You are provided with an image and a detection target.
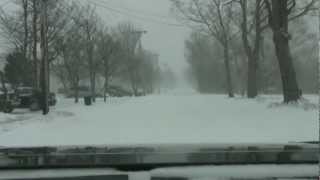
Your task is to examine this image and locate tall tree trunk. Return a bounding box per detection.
[258,36,265,92]
[23,0,28,58]
[247,55,258,98]
[74,80,79,103]
[251,0,263,97]
[88,58,96,102]
[92,72,96,102]
[104,76,109,102]
[103,64,109,102]
[0,72,7,100]
[223,43,234,98]
[75,90,79,103]
[273,33,300,102]
[216,4,234,98]
[234,56,246,97]
[271,0,301,103]
[131,73,138,96]
[40,0,49,115]
[32,0,39,89]
[60,79,68,93]
[240,0,260,98]
[87,28,96,102]
[128,68,138,96]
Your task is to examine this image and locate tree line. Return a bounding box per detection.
[0,0,175,109]
[171,0,318,103]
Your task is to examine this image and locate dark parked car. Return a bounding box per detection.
[49,93,57,106]
[16,87,33,108]
[0,93,13,113]
[0,89,20,113]
[15,87,57,111]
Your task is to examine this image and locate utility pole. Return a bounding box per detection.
[40,0,49,115]
[128,30,147,96]
[130,30,147,55]
[318,7,320,177]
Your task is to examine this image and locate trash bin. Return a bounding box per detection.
[84,96,92,106]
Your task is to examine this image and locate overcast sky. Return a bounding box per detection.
[0,0,191,77]
[81,0,191,76]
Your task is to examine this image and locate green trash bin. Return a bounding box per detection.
[84,96,92,106]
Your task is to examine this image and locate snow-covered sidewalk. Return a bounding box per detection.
[0,94,317,147]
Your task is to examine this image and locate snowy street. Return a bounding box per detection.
[0,94,318,147]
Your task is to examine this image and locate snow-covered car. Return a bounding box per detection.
[107,85,133,97]
[66,86,91,98]
[0,90,19,113]
[0,95,13,113]
[15,87,57,110]
[15,87,34,108]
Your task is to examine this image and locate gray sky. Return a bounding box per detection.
[81,0,191,75]
[0,0,191,77]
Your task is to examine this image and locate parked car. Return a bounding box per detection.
[65,86,91,98]
[0,86,21,113]
[15,87,33,108]
[107,85,133,97]
[0,92,14,113]
[49,93,57,106]
[15,87,57,111]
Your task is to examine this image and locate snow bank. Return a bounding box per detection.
[0,94,317,147]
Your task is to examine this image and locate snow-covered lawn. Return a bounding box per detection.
[0,94,317,147]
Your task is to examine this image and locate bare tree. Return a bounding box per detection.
[138,50,159,94]
[96,28,121,102]
[229,37,247,96]
[39,0,49,115]
[116,23,146,96]
[32,0,39,88]
[72,5,99,102]
[234,0,268,98]
[264,0,316,103]
[51,58,69,94]
[185,31,227,93]
[54,26,85,103]
[172,0,235,97]
[22,0,29,58]
[0,2,27,52]
[0,0,70,91]
[0,71,7,100]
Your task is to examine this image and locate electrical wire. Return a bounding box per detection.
[0,0,11,8]
[97,0,171,19]
[87,0,188,28]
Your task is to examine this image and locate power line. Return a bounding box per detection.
[90,0,184,27]
[87,0,188,28]
[0,0,11,8]
[97,0,171,19]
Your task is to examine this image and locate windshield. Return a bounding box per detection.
[0,0,318,155]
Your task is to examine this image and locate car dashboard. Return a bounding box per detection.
[0,143,318,180]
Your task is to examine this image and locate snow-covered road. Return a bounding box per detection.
[0,94,317,147]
